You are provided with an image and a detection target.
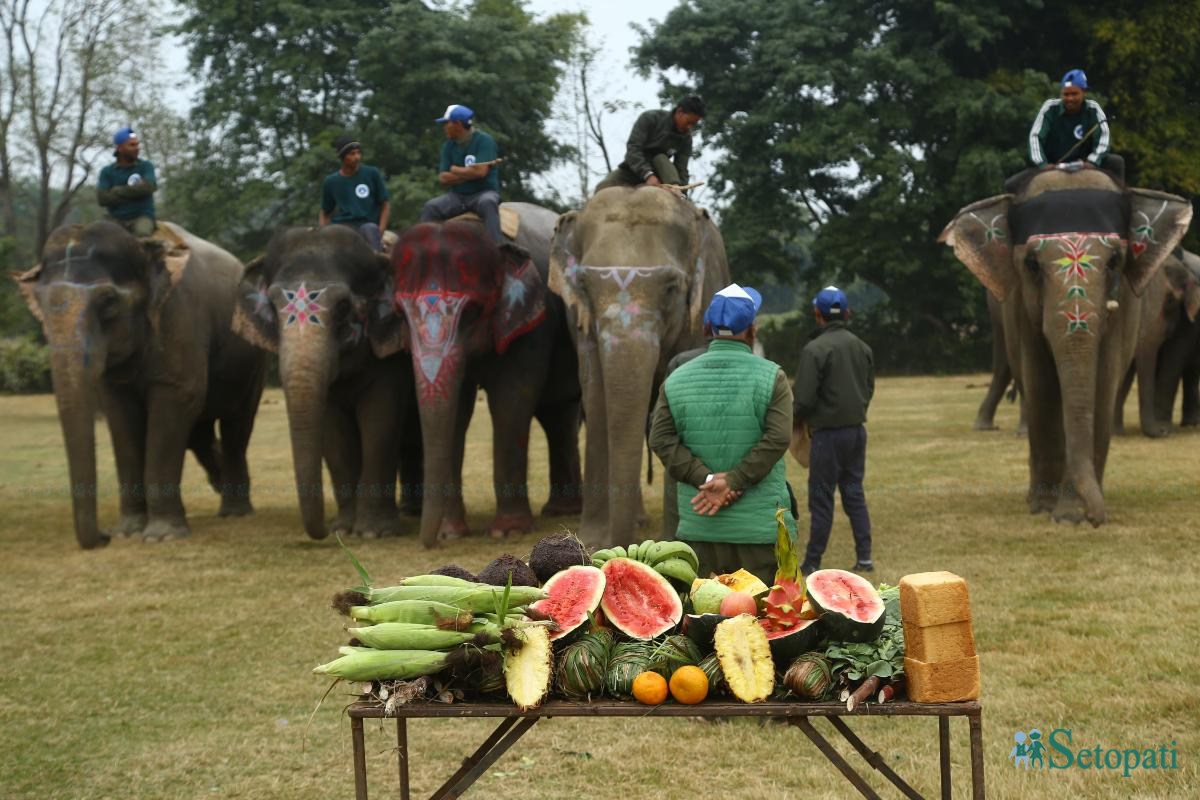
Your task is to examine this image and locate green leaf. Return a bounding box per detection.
[336,533,372,590]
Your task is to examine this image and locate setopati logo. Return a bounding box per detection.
[1010,728,1178,778]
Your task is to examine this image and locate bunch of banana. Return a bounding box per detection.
[590,540,699,587]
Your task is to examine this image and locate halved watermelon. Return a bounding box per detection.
[529,565,606,642]
[600,557,683,639]
[806,569,885,643]
[760,618,822,663]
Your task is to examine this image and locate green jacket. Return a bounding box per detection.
[1028,98,1111,166]
[792,321,874,430]
[619,109,693,184]
[650,339,795,544]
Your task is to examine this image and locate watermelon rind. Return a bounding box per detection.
[681,613,730,651]
[762,618,822,663]
[600,557,683,639]
[806,569,885,643]
[529,565,606,642]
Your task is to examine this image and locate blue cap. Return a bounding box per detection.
[813,285,848,317]
[113,127,137,146]
[1061,69,1088,90]
[704,283,762,335]
[435,104,474,124]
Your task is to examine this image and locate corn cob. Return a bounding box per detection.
[348,621,502,650]
[313,649,450,681]
[363,583,546,610]
[397,574,478,587]
[349,600,475,628]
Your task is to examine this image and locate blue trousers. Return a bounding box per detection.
[420,190,503,244]
[338,222,383,252]
[805,425,872,565]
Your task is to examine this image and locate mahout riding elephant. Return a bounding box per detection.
[1113,249,1200,436]
[941,165,1191,525]
[974,292,1026,433]
[549,186,731,548]
[15,221,266,548]
[392,202,582,548]
[232,225,419,540]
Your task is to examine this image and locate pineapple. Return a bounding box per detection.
[713,615,775,703]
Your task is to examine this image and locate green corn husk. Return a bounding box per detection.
[398,575,478,587]
[782,652,834,700]
[650,634,703,675]
[348,621,502,650]
[313,649,450,681]
[363,584,546,610]
[697,652,727,695]
[349,600,475,629]
[555,628,614,701]
[604,641,665,699]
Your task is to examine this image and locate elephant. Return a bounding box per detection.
[941,164,1192,525]
[232,225,419,540]
[1113,249,1200,436]
[548,186,731,549]
[973,292,1027,433]
[391,202,583,548]
[14,221,266,548]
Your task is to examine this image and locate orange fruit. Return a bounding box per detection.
[632,671,669,705]
[669,665,710,705]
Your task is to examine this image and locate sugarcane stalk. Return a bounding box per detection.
[846,675,882,711]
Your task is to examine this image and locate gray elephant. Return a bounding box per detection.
[973,292,1027,433]
[14,221,266,548]
[232,225,417,540]
[549,186,731,549]
[1114,249,1200,436]
[941,165,1191,525]
[392,203,582,548]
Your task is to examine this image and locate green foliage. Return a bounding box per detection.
[823,586,905,681]
[0,337,50,394]
[172,0,582,257]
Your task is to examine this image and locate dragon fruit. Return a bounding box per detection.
[761,508,808,633]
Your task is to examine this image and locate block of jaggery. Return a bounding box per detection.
[899,571,971,627]
[903,619,976,662]
[904,655,980,703]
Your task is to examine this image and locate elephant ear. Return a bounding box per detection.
[548,211,589,332]
[1165,259,1200,322]
[231,255,279,353]
[1125,189,1194,297]
[11,263,45,326]
[368,254,407,358]
[688,209,725,335]
[493,242,547,354]
[144,237,189,333]
[938,194,1014,302]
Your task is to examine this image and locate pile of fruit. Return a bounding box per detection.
[313,521,906,710]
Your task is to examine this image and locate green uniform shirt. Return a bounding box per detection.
[619,109,693,184]
[439,130,500,195]
[792,321,874,431]
[97,159,157,221]
[1028,98,1111,166]
[321,164,390,225]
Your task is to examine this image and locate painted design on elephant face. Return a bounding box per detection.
[396,292,468,400]
[281,283,325,328]
[582,266,681,354]
[1028,233,1123,336]
[1051,236,1100,282]
[246,280,273,323]
[1132,200,1167,258]
[970,212,1007,247]
[1062,305,1094,334]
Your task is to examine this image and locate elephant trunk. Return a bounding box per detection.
[599,338,660,546]
[413,359,468,549]
[45,293,108,549]
[279,327,336,540]
[1053,335,1106,524]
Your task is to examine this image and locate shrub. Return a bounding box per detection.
[0,337,51,394]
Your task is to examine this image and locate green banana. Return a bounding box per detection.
[611,546,627,559]
[654,557,698,586]
[590,548,617,567]
[628,542,640,562]
[648,541,700,572]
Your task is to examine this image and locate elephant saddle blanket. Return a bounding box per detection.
[447,206,520,241]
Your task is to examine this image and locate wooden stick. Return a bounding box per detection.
[846,675,881,712]
[662,181,705,191]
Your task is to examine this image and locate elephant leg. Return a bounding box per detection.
[1182,358,1200,426]
[216,410,256,517]
[1155,329,1193,425]
[398,401,424,516]
[142,389,201,542]
[353,376,402,538]
[974,316,1010,431]
[324,402,361,537]
[484,381,536,538]
[101,384,147,537]
[1134,342,1170,437]
[187,420,223,494]
[536,402,583,517]
[1113,363,1134,435]
[1021,342,1064,515]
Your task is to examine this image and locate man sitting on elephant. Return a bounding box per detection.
[96,127,157,238]
[649,283,797,586]
[420,104,503,244]
[595,95,705,193]
[320,135,391,252]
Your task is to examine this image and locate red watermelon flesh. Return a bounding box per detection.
[599,557,683,639]
[529,565,606,641]
[806,569,885,643]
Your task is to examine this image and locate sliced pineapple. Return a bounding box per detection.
[713,614,775,703]
[503,626,553,710]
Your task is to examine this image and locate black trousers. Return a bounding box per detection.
[804,425,872,566]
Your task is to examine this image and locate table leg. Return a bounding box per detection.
[827,717,922,800]
[428,717,520,799]
[969,710,985,800]
[939,716,951,800]
[397,717,409,800]
[790,716,882,800]
[352,715,369,800]
[438,717,540,799]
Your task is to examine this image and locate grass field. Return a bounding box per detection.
[1,377,1197,799]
